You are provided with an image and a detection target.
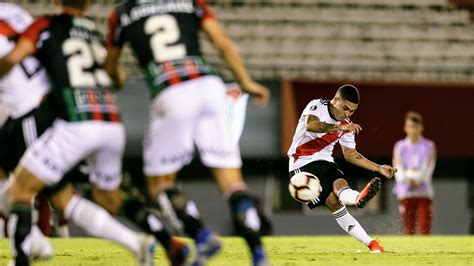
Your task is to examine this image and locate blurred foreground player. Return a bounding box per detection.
[393,111,436,235]
[105,0,270,265]
[0,1,162,264]
[288,84,397,253]
[0,2,57,258]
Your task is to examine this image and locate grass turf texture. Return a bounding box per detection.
[0,236,472,265]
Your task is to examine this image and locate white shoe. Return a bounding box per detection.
[135,234,156,266]
[30,225,54,259]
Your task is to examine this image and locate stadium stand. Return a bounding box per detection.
[6,0,474,83]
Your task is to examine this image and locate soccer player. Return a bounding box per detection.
[105,1,270,265]
[1,2,191,265]
[393,111,436,235]
[0,1,163,264]
[288,84,397,253]
[0,1,56,257]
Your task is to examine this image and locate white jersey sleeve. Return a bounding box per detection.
[339,130,356,149]
[0,3,33,33]
[302,99,326,120]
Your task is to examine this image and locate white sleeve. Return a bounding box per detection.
[339,132,356,149]
[302,99,325,119]
[0,3,33,33]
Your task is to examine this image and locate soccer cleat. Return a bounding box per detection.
[367,240,384,253]
[355,177,382,208]
[166,238,190,266]
[192,227,221,266]
[30,226,54,260]
[252,246,270,266]
[136,234,156,266]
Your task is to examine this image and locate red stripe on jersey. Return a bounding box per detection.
[163,62,182,85]
[185,59,200,79]
[292,121,350,161]
[21,16,50,53]
[105,91,120,122]
[106,10,122,48]
[196,0,215,25]
[87,90,104,121]
[0,20,17,38]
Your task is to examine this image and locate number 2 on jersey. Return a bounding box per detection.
[62,39,110,88]
[145,15,186,62]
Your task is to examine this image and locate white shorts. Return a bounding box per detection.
[20,119,125,190]
[144,75,242,176]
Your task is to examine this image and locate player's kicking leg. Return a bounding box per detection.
[326,191,384,253]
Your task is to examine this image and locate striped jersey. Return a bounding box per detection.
[107,0,218,98]
[20,14,120,122]
[288,99,356,171]
[0,3,50,119]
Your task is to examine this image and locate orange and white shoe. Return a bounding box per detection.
[367,240,384,253]
[355,177,382,208]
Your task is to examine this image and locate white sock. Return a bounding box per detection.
[333,206,372,245]
[337,188,360,206]
[64,195,140,254]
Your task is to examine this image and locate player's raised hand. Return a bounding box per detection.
[377,165,397,179]
[338,123,363,134]
[241,80,270,107]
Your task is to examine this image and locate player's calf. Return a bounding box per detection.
[162,188,220,265]
[228,191,269,266]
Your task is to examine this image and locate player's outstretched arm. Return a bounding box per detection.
[305,114,362,134]
[341,145,397,179]
[202,18,270,107]
[0,38,34,77]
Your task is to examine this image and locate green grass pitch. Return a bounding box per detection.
[1,236,473,265]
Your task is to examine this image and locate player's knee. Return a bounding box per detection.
[332,178,349,195]
[91,188,123,215]
[49,185,75,215]
[147,175,176,199]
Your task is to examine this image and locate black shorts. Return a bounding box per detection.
[0,105,56,173]
[0,105,87,195]
[289,160,345,208]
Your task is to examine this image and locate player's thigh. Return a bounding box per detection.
[87,122,125,192]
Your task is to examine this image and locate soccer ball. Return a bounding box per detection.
[288,172,321,204]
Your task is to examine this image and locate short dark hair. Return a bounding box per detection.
[405,111,423,124]
[61,0,88,9]
[337,84,360,104]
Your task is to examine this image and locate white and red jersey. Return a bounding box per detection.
[0,3,50,119]
[288,99,356,171]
